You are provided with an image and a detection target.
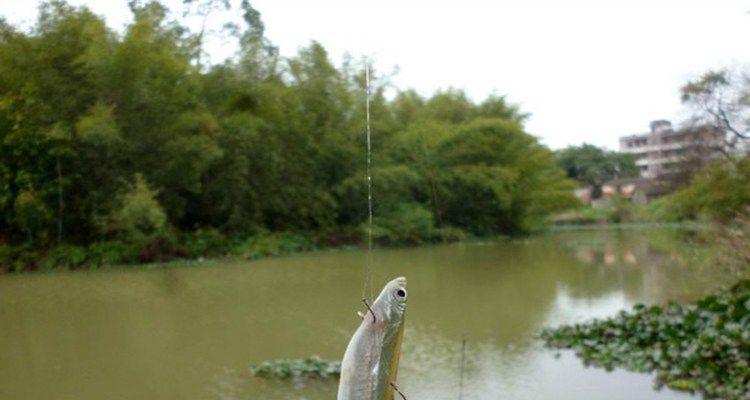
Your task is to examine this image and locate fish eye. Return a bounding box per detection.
[395,289,407,299]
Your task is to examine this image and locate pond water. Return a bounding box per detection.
[0,228,731,400]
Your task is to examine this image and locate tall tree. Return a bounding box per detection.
[556,144,639,197]
[681,69,750,151]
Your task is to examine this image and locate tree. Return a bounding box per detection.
[387,121,456,225]
[180,0,231,69]
[556,144,639,198]
[438,119,575,233]
[681,69,750,151]
[110,174,167,241]
[13,190,53,243]
[0,0,580,269]
[665,157,750,222]
[0,1,116,243]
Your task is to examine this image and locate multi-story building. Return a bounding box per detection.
[619,120,725,179]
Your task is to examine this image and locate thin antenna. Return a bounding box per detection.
[362,59,374,302]
[458,335,466,400]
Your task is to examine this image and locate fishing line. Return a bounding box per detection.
[390,381,408,400]
[458,335,467,400]
[362,59,375,303]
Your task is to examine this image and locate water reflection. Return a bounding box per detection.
[0,229,727,400]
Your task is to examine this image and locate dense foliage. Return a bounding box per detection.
[251,357,340,379]
[0,1,575,271]
[540,280,750,399]
[556,144,639,196]
[661,66,750,223]
[660,158,750,222]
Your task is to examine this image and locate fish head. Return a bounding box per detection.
[374,276,408,321]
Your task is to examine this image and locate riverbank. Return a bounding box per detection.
[0,221,717,273]
[0,230,308,273]
[547,221,710,232]
[548,198,670,226]
[0,226,479,273]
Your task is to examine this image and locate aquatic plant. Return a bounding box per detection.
[540,280,750,399]
[251,356,341,379]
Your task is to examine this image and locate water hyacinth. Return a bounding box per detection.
[251,356,341,379]
[539,280,750,399]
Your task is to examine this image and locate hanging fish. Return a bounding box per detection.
[337,277,408,400]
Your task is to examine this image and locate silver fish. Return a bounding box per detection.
[337,277,408,400]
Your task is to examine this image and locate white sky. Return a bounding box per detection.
[2,0,749,150]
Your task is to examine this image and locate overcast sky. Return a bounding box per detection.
[2,0,749,149]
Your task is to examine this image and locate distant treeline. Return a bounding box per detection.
[0,1,575,270]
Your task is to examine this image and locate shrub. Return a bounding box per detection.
[231,232,316,260]
[370,202,436,245]
[715,210,750,276]
[633,197,674,222]
[12,190,53,243]
[0,243,13,272]
[110,174,168,242]
[182,228,228,257]
[9,246,40,272]
[41,245,87,270]
[607,195,634,223]
[433,226,468,243]
[664,158,750,222]
[136,229,184,263]
[88,241,136,266]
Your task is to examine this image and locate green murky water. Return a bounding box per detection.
[0,228,730,400]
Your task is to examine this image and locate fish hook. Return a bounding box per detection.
[389,381,407,400]
[361,298,377,323]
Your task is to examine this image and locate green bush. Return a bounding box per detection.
[371,202,436,245]
[433,226,468,243]
[607,195,634,223]
[182,228,228,257]
[88,241,136,266]
[12,190,53,243]
[549,206,610,225]
[136,229,184,263]
[110,174,168,242]
[231,232,316,260]
[0,243,13,271]
[41,245,87,270]
[9,247,40,272]
[664,158,750,222]
[633,197,674,222]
